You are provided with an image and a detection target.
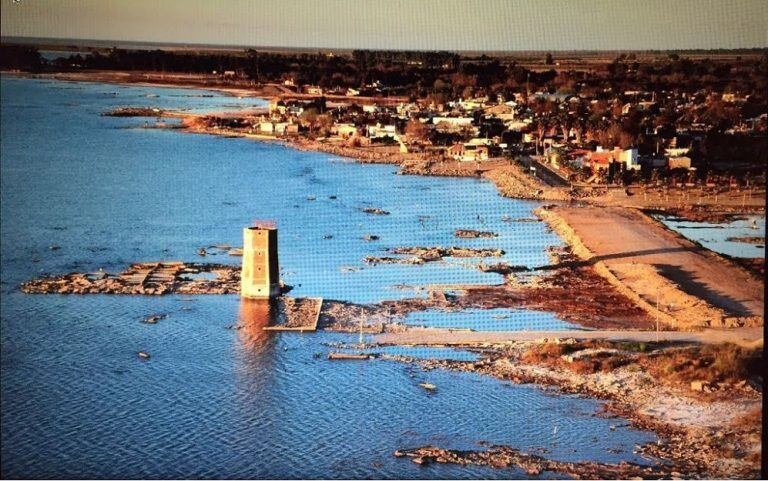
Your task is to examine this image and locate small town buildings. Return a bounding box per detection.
[620,148,641,170]
[484,103,516,121]
[366,123,397,139]
[462,144,490,161]
[274,122,289,135]
[668,156,692,170]
[268,98,284,114]
[587,150,617,170]
[333,123,358,139]
[447,143,465,160]
[448,142,490,162]
[431,116,474,127]
[665,147,691,157]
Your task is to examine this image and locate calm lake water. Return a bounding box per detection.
[1,76,656,479]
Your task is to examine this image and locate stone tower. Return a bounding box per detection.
[240,223,280,298]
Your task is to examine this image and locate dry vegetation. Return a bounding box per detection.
[640,343,763,387]
[520,339,763,390]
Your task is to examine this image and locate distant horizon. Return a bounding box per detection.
[3,35,767,56]
[2,0,766,52]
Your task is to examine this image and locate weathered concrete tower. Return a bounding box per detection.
[240,223,280,298]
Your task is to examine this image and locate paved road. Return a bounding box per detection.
[520,156,571,187]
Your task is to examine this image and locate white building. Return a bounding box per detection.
[620,148,641,170]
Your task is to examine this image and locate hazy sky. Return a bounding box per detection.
[2,0,767,51]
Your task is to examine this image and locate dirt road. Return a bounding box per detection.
[376,326,763,348]
[544,205,764,328]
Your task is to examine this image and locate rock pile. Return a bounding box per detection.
[102,107,165,117]
[21,262,240,295]
[455,229,497,238]
[394,445,676,478]
[364,246,505,266]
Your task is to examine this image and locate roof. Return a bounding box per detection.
[588,151,618,164]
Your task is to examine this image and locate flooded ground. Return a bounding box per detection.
[399,308,577,332]
[654,214,765,258]
[1,76,657,478]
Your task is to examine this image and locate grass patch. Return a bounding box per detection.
[520,339,631,374]
[642,343,762,386]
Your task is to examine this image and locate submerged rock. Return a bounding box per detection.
[361,207,390,215]
[455,229,498,238]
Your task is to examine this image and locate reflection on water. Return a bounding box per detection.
[238,298,275,351]
[1,77,658,479]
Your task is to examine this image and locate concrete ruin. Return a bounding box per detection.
[240,222,281,298]
[20,262,240,295]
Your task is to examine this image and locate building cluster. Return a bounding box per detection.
[216,82,766,185]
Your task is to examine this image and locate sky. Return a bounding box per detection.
[2,0,767,51]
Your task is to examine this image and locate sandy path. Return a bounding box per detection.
[376,326,764,347]
[548,206,763,326]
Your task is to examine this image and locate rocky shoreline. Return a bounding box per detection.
[395,444,675,479]
[380,338,762,478]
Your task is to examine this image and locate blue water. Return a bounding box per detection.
[1,76,656,479]
[39,50,93,62]
[22,75,267,113]
[655,214,765,258]
[400,308,577,332]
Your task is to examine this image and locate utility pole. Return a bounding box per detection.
[526,72,530,103]
[655,291,660,343]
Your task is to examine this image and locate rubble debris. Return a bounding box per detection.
[478,262,530,275]
[394,445,677,478]
[364,256,425,265]
[392,246,504,258]
[263,297,323,331]
[328,352,374,360]
[361,207,390,215]
[21,261,240,295]
[141,314,167,324]
[198,244,244,256]
[103,107,165,117]
[726,236,764,246]
[389,246,505,262]
[690,380,710,392]
[455,229,497,238]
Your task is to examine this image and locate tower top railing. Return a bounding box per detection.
[249,219,277,230]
